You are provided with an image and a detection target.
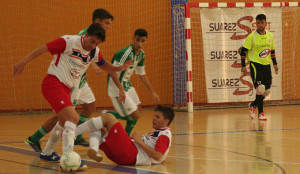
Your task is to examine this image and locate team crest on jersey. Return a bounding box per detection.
[259,49,271,58]
[70,68,80,79]
[70,49,96,64]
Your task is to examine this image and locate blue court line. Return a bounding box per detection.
[0,145,165,174]
[173,127,300,136]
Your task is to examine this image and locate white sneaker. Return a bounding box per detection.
[101,110,108,114]
[78,160,88,171]
[258,112,267,121]
[249,103,256,119]
[87,149,103,162]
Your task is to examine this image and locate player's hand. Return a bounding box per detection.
[274,65,278,74]
[118,88,126,104]
[13,62,26,78]
[119,60,134,71]
[241,66,247,75]
[152,92,160,104]
[131,132,142,144]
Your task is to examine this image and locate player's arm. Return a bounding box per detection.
[131,132,164,161]
[138,74,159,104]
[270,35,278,74]
[239,34,253,75]
[109,72,126,103]
[14,37,66,78]
[271,50,278,74]
[239,46,249,75]
[90,62,103,75]
[13,44,48,78]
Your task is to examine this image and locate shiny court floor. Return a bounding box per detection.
[1,105,300,174]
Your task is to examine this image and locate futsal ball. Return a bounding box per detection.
[60,151,81,172]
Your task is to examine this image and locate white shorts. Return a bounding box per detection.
[71,82,96,105]
[110,87,141,117]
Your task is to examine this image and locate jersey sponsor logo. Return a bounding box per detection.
[70,68,80,79]
[68,59,85,69]
[70,48,96,64]
[259,49,271,58]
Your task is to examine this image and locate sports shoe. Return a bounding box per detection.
[87,149,103,162]
[101,110,108,114]
[77,160,88,170]
[249,103,256,119]
[40,152,60,162]
[258,112,267,121]
[74,138,89,147]
[25,137,42,153]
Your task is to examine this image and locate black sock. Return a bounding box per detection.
[251,95,261,107]
[257,95,264,114]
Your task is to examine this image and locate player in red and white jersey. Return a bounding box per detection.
[75,105,174,166]
[134,127,172,165]
[46,34,104,88]
[24,9,119,151]
[13,23,133,163]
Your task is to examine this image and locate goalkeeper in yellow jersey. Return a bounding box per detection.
[240,14,278,120]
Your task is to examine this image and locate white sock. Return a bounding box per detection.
[42,122,63,155]
[75,117,103,136]
[62,121,76,154]
[89,130,101,152]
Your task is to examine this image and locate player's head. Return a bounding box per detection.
[153,105,175,129]
[255,14,267,32]
[132,29,147,52]
[93,8,114,31]
[83,23,106,51]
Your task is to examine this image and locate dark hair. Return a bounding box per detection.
[155,105,175,126]
[256,14,266,21]
[93,8,114,22]
[134,28,148,37]
[87,23,106,41]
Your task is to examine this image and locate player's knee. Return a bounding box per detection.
[82,103,96,115]
[130,111,140,120]
[263,89,271,97]
[256,85,265,95]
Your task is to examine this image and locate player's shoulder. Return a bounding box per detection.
[247,31,256,38]
[158,127,172,137]
[61,35,80,41]
[78,28,88,36]
[115,45,133,56]
[266,30,274,37]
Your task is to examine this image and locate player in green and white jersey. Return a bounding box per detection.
[240,14,279,121]
[25,9,127,152]
[107,29,160,136]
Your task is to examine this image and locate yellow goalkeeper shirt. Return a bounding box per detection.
[243,30,275,65]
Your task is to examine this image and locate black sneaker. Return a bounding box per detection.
[74,138,89,147]
[25,137,42,152]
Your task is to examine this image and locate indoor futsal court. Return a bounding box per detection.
[1,0,300,174]
[1,105,300,173]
